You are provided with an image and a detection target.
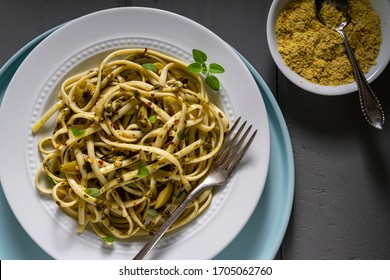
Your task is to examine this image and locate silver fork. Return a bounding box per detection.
[133,117,257,260]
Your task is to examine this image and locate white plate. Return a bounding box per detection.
[0,7,270,260]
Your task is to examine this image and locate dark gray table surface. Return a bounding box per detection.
[1,0,390,260]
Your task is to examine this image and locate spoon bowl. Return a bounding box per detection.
[314,0,385,129]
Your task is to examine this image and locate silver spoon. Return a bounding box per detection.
[315,0,385,130]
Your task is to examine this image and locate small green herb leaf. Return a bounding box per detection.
[148,115,158,124]
[205,75,220,91]
[142,63,157,72]
[147,208,159,218]
[102,236,115,245]
[137,164,149,178]
[177,130,189,141]
[187,62,202,73]
[84,188,101,198]
[71,127,85,137]
[209,63,225,74]
[43,173,55,188]
[192,49,207,63]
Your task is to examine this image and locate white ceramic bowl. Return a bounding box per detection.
[266,0,390,95]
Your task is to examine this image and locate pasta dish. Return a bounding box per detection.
[32,48,229,244]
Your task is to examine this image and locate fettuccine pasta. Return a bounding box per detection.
[32,48,228,243]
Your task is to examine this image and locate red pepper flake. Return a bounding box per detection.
[144,48,148,56]
[98,160,104,166]
[174,119,180,124]
[147,102,152,107]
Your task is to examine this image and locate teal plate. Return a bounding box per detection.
[0,27,294,260]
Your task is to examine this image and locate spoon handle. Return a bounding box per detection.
[337,29,385,129]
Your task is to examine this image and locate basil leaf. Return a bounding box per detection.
[84,188,101,198]
[147,208,158,218]
[192,49,207,63]
[187,62,202,73]
[205,75,220,91]
[102,236,115,245]
[71,127,85,137]
[148,115,158,124]
[209,63,225,74]
[137,164,149,178]
[142,63,157,72]
[43,173,55,187]
[177,130,189,140]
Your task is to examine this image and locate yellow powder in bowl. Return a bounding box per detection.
[275,0,382,86]
[319,2,346,29]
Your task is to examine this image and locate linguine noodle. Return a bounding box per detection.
[32,48,228,243]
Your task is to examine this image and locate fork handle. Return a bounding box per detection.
[132,182,210,260]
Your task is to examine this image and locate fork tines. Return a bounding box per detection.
[216,117,257,173]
